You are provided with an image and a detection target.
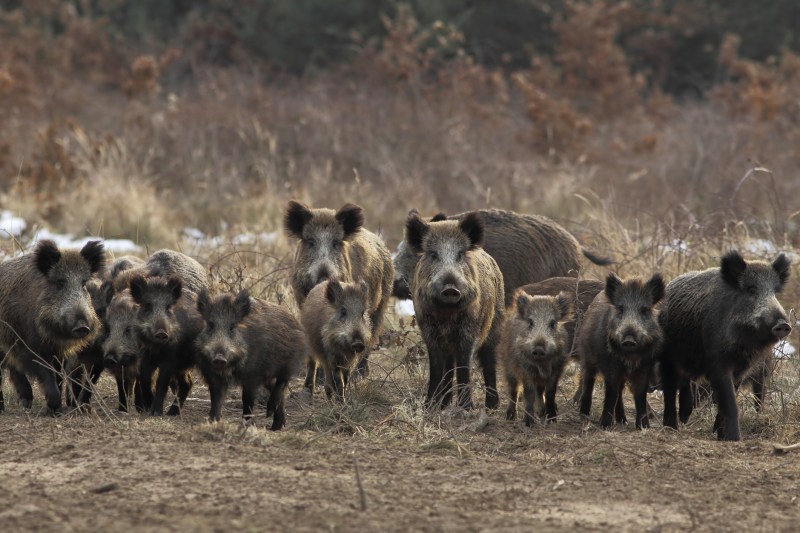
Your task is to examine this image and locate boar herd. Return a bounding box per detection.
[0,202,793,442]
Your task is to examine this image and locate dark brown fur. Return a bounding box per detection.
[284,201,393,384]
[196,290,307,429]
[394,209,611,305]
[0,240,105,413]
[301,280,373,401]
[502,290,573,425]
[406,211,504,409]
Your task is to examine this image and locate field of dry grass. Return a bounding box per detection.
[2,2,800,531]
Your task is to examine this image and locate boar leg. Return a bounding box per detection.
[9,367,33,409]
[208,376,228,422]
[149,363,174,416]
[167,371,192,416]
[579,364,597,418]
[600,376,621,430]
[425,348,447,409]
[660,358,679,430]
[523,382,538,427]
[614,386,627,425]
[505,375,520,420]
[710,371,739,441]
[544,376,559,423]
[630,369,650,429]
[242,387,256,421]
[455,346,474,410]
[138,359,155,411]
[303,358,318,392]
[476,340,499,410]
[678,379,694,424]
[267,379,289,431]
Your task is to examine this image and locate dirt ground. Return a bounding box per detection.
[1,346,799,533]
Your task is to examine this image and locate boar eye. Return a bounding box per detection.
[332,240,343,249]
[640,307,649,316]
[549,320,556,330]
[427,251,439,261]
[615,305,624,314]
[229,323,236,333]
[305,239,316,248]
[457,250,465,260]
[527,318,534,328]
[124,326,132,337]
[746,285,757,296]
[340,307,347,318]
[143,303,153,315]
[207,321,215,331]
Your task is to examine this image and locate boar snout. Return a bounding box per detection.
[772,320,792,339]
[153,329,169,343]
[440,284,462,304]
[351,338,366,354]
[212,353,228,370]
[621,335,638,349]
[531,345,547,358]
[104,352,119,369]
[72,318,91,338]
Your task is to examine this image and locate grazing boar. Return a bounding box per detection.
[0,240,105,414]
[284,201,393,383]
[406,211,504,409]
[660,251,791,441]
[503,290,573,425]
[578,273,665,430]
[393,209,611,305]
[129,274,204,416]
[196,290,307,429]
[301,280,373,401]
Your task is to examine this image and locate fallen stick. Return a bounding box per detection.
[772,442,800,455]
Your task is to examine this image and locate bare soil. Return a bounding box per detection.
[1,346,799,533]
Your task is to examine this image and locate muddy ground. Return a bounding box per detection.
[1,345,799,533]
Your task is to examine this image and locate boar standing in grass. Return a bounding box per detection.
[284,201,393,385]
[130,274,204,416]
[0,240,105,414]
[660,251,791,441]
[393,209,612,306]
[579,273,665,430]
[503,290,573,425]
[301,280,373,401]
[196,290,307,429]
[67,255,145,409]
[406,211,504,409]
[101,290,147,412]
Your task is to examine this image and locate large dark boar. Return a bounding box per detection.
[101,290,147,412]
[0,240,105,413]
[68,255,145,409]
[660,251,791,441]
[578,273,664,430]
[196,290,307,429]
[301,280,373,401]
[113,250,207,295]
[502,290,573,425]
[393,209,611,305]
[406,211,504,409]
[284,201,393,382]
[129,274,204,416]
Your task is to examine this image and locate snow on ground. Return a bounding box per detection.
[31,228,142,253]
[394,299,415,317]
[774,340,797,359]
[0,210,26,239]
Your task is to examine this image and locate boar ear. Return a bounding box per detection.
[129,274,146,303]
[325,280,343,304]
[431,212,448,222]
[34,240,61,276]
[646,273,666,305]
[197,289,211,318]
[336,203,365,237]
[459,212,484,250]
[405,212,429,254]
[233,290,252,322]
[720,250,746,288]
[604,273,622,302]
[100,280,115,307]
[554,291,574,320]
[166,276,183,303]
[80,240,106,274]
[284,200,313,240]
[772,253,791,286]
[515,291,532,318]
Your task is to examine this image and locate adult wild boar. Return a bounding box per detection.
[284,201,393,383]
[0,240,105,414]
[196,290,307,429]
[578,273,665,430]
[503,290,573,425]
[660,251,791,441]
[393,209,611,306]
[406,211,504,409]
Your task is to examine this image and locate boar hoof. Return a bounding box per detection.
[505,405,517,421]
[20,398,33,409]
[166,405,181,416]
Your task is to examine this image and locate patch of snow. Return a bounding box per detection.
[658,239,689,254]
[395,299,415,317]
[31,229,141,253]
[744,238,778,256]
[773,340,796,359]
[231,231,278,246]
[0,210,26,239]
